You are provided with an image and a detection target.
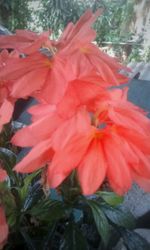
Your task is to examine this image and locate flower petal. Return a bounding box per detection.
[78,140,107,195]
[14,139,53,173]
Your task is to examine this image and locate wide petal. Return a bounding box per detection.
[14,139,53,173]
[11,68,48,98]
[118,127,150,154]
[47,133,92,188]
[51,109,91,150]
[109,106,150,135]
[38,59,68,104]
[11,113,63,147]
[57,78,107,118]
[0,99,14,131]
[28,104,56,121]
[78,140,107,195]
[104,135,132,195]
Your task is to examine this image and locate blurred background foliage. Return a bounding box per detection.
[0,0,32,30]
[0,0,150,62]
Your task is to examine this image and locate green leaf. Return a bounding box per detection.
[122,229,150,250]
[0,183,17,226]
[101,205,136,230]
[22,182,44,211]
[97,191,124,206]
[61,222,87,250]
[0,147,19,185]
[0,147,16,167]
[19,170,41,203]
[30,199,65,222]
[87,200,111,247]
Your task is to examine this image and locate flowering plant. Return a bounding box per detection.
[0,10,150,249]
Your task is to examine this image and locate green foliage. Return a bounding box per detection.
[34,0,134,44]
[0,144,149,249]
[93,0,134,44]
[88,200,111,247]
[0,0,32,31]
[61,222,88,250]
[96,191,124,206]
[30,199,66,222]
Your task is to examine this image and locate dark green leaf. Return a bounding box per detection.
[22,181,44,211]
[0,147,16,167]
[122,229,150,250]
[30,199,65,222]
[0,184,17,226]
[97,191,124,206]
[101,205,136,229]
[0,147,18,185]
[19,170,41,203]
[20,229,36,250]
[61,222,87,250]
[87,200,111,247]
[42,223,57,250]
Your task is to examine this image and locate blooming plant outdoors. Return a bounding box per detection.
[0,9,150,250]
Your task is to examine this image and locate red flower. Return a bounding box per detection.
[56,9,129,85]
[2,10,149,196]
[0,51,69,104]
[47,120,150,195]
[13,89,150,195]
[0,9,129,107]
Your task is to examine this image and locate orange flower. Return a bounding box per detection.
[13,92,150,195]
[56,9,129,85]
[4,10,149,196]
[12,109,91,172]
[47,119,150,195]
[0,51,69,104]
[0,9,129,109]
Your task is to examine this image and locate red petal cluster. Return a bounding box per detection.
[0,10,150,195]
